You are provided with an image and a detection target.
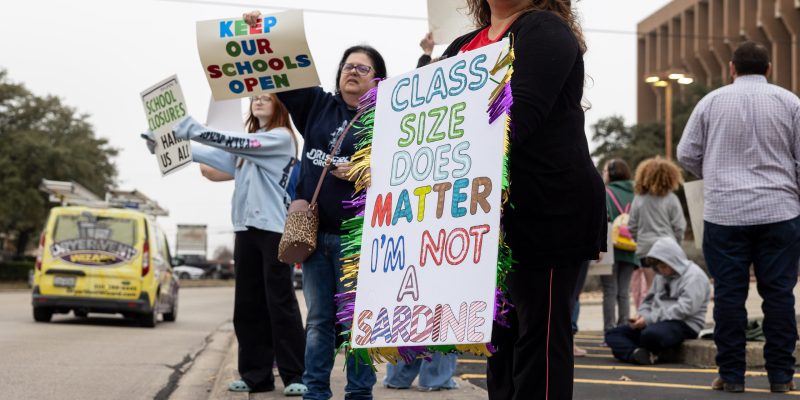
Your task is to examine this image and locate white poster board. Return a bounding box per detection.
[683,180,704,249]
[588,224,614,276]
[427,0,475,45]
[141,75,192,176]
[196,10,320,100]
[206,97,244,132]
[351,40,510,348]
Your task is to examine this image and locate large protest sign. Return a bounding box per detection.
[683,180,704,249]
[141,75,192,176]
[196,10,320,100]
[427,0,474,44]
[347,40,511,350]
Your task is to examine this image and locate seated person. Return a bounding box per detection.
[605,236,710,365]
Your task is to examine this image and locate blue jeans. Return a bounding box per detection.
[302,232,376,400]
[605,321,697,362]
[384,353,458,390]
[704,216,800,385]
[571,260,591,333]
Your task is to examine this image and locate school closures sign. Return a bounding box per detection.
[352,40,509,349]
[141,75,192,176]
[196,10,320,100]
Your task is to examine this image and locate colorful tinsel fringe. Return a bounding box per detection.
[335,41,516,366]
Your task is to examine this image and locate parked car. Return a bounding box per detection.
[32,206,180,327]
[208,261,235,280]
[174,265,205,280]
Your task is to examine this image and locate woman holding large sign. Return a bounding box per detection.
[244,9,387,399]
[143,94,307,396]
[438,1,606,399]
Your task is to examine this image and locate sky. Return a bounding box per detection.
[1,0,672,254]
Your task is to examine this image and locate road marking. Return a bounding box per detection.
[585,354,613,358]
[460,374,487,379]
[574,378,800,395]
[575,334,603,339]
[575,364,799,378]
[458,359,487,364]
[577,346,611,351]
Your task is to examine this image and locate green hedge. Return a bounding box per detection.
[0,261,34,281]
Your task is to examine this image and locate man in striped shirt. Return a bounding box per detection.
[678,41,800,394]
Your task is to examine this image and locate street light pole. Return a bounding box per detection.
[665,82,673,161]
[646,73,693,161]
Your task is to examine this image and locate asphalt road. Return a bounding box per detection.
[457,332,800,399]
[0,287,235,400]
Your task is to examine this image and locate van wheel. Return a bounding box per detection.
[138,299,158,328]
[163,298,178,322]
[74,310,88,318]
[33,307,53,322]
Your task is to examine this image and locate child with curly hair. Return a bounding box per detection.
[629,158,687,307]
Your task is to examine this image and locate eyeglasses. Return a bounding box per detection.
[341,63,373,76]
[250,95,271,104]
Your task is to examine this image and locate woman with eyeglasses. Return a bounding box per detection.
[143,93,307,396]
[433,1,607,399]
[243,11,387,400]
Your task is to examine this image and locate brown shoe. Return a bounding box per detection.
[771,381,796,393]
[573,344,587,357]
[711,376,745,393]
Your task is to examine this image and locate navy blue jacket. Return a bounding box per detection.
[277,87,359,234]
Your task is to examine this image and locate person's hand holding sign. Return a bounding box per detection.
[141,132,156,155]
[243,10,261,27]
[420,32,434,56]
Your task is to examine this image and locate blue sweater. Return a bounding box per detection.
[173,116,296,234]
[277,87,359,234]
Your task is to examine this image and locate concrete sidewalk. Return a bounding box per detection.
[177,290,487,399]
[207,340,487,400]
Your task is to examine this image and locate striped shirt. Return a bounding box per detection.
[677,75,800,226]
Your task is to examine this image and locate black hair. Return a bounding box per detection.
[606,159,632,182]
[335,45,387,93]
[732,41,770,76]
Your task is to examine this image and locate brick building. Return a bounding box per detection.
[638,0,800,123]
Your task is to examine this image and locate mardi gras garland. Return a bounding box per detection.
[336,40,516,367]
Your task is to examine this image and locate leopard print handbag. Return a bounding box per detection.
[278,110,364,264]
[278,199,319,264]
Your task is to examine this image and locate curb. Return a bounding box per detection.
[170,322,236,400]
[679,339,800,368]
[208,334,246,400]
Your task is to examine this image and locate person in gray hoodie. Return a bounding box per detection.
[604,236,710,365]
[143,93,307,396]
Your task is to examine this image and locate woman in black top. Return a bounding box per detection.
[440,1,606,399]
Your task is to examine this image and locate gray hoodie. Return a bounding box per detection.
[639,236,710,334]
[629,193,686,259]
[173,116,296,234]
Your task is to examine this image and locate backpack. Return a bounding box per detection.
[606,188,637,252]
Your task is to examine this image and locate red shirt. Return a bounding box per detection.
[459,25,511,52]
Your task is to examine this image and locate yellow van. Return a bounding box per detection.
[31,206,179,327]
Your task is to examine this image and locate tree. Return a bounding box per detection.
[0,70,118,256]
[213,245,233,262]
[591,82,716,172]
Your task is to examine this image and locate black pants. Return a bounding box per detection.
[704,216,800,385]
[234,228,305,391]
[487,263,582,400]
[605,320,697,363]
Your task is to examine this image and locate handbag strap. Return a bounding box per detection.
[605,187,627,214]
[309,109,364,210]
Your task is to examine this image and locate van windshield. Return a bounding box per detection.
[51,213,139,266]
